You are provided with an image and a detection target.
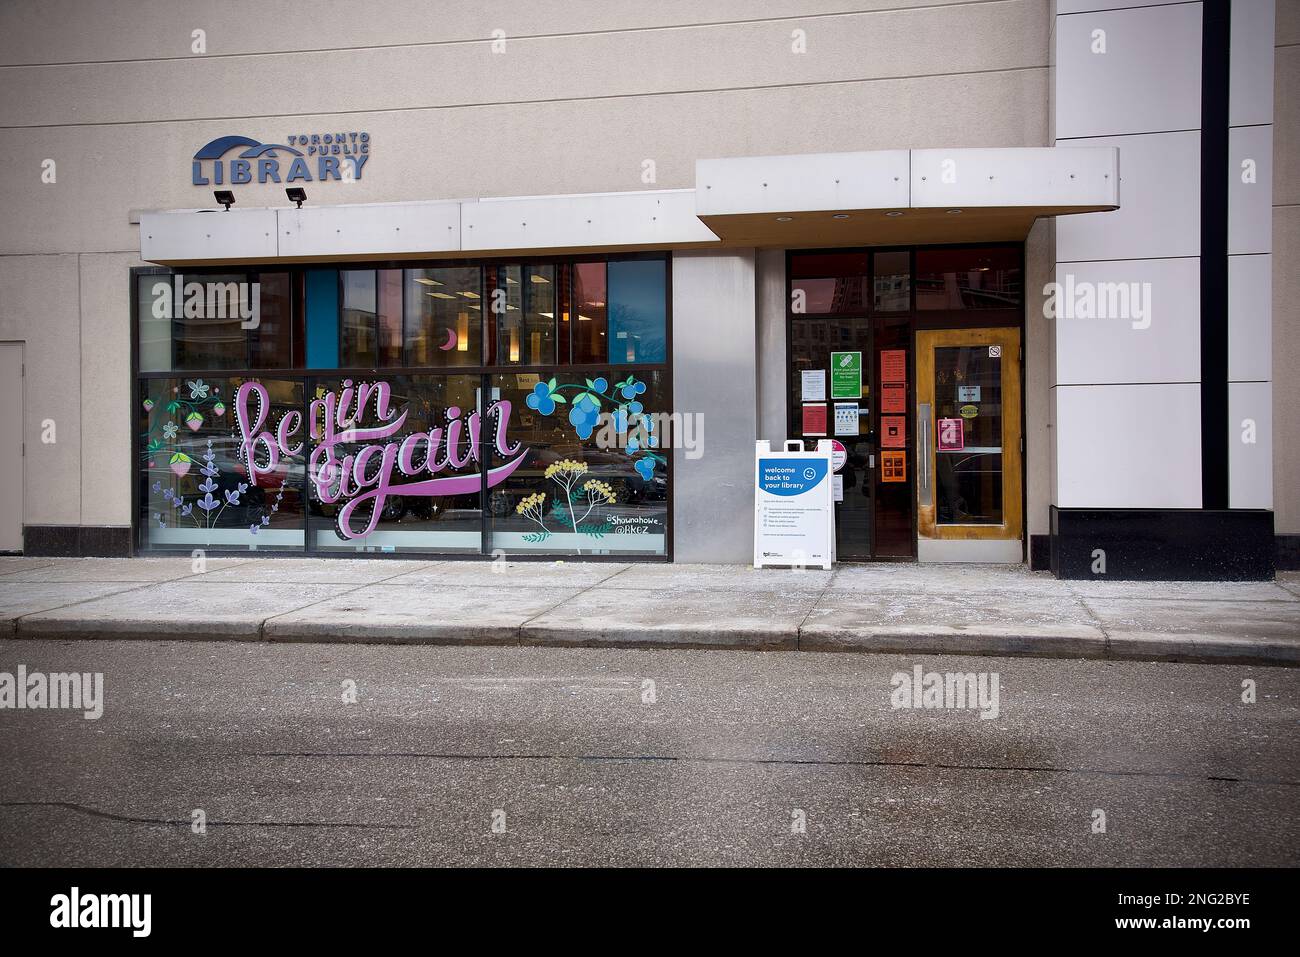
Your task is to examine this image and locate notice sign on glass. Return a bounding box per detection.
[881,450,906,482]
[881,415,906,448]
[802,403,827,436]
[881,349,907,384]
[881,383,906,413]
[830,351,862,399]
[937,417,965,451]
[801,369,826,402]
[833,403,859,436]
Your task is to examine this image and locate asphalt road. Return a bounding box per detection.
[0,638,1296,867]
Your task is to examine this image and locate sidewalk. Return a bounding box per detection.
[1,556,1297,665]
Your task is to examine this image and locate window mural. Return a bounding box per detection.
[135,255,670,558]
[140,377,305,551]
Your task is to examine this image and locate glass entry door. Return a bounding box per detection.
[915,327,1022,559]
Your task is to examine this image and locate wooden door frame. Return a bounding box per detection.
[916,327,1023,542]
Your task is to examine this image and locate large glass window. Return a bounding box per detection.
[306,374,483,553]
[405,267,481,366]
[789,251,869,315]
[134,256,671,557]
[140,376,306,551]
[571,262,607,364]
[608,260,667,364]
[487,370,668,556]
[916,246,1022,311]
[486,264,556,366]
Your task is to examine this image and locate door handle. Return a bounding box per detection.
[918,402,932,506]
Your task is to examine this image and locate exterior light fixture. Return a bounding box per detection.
[832,213,851,220]
[946,208,963,214]
[885,210,904,217]
[286,187,307,208]
[213,190,235,211]
[776,216,794,222]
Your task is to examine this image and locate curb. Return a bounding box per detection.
[9,617,1298,666]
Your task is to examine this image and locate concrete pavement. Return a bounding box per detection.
[0,557,1297,664]
[1,639,1296,866]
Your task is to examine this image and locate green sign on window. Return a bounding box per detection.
[830,351,862,399]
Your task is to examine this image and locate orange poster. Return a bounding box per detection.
[881,450,906,482]
[881,415,906,448]
[881,349,907,384]
[881,383,906,413]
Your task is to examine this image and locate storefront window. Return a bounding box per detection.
[139,376,306,551]
[405,267,481,366]
[134,256,671,557]
[872,251,910,312]
[571,262,607,364]
[486,264,556,366]
[306,374,483,553]
[487,370,668,556]
[608,260,667,364]
[789,251,869,315]
[916,246,1022,310]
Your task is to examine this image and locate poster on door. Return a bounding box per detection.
[881,415,906,448]
[937,417,965,451]
[881,450,906,482]
[881,349,907,384]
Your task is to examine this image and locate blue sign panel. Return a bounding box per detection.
[192,132,371,185]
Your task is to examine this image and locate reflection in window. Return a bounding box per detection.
[872,251,910,312]
[405,267,481,366]
[487,264,556,365]
[172,273,248,370]
[571,262,607,364]
[608,260,666,364]
[916,247,1022,310]
[341,270,378,367]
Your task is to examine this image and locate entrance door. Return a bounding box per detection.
[0,343,23,552]
[915,327,1022,561]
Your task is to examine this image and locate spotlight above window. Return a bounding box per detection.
[775,216,794,222]
[885,210,904,217]
[213,190,235,211]
[832,213,851,220]
[946,208,963,215]
[286,187,307,208]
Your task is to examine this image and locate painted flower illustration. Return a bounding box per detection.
[635,458,656,481]
[582,479,616,505]
[526,381,557,415]
[162,422,179,439]
[568,393,601,440]
[186,379,210,399]
[168,451,192,477]
[212,400,226,417]
[142,398,154,412]
[185,411,204,431]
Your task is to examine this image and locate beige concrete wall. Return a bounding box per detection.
[1274,5,1299,534]
[0,0,1053,538]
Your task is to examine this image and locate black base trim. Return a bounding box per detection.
[24,526,132,558]
[1029,534,1050,571]
[1049,508,1274,581]
[1278,535,1300,571]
